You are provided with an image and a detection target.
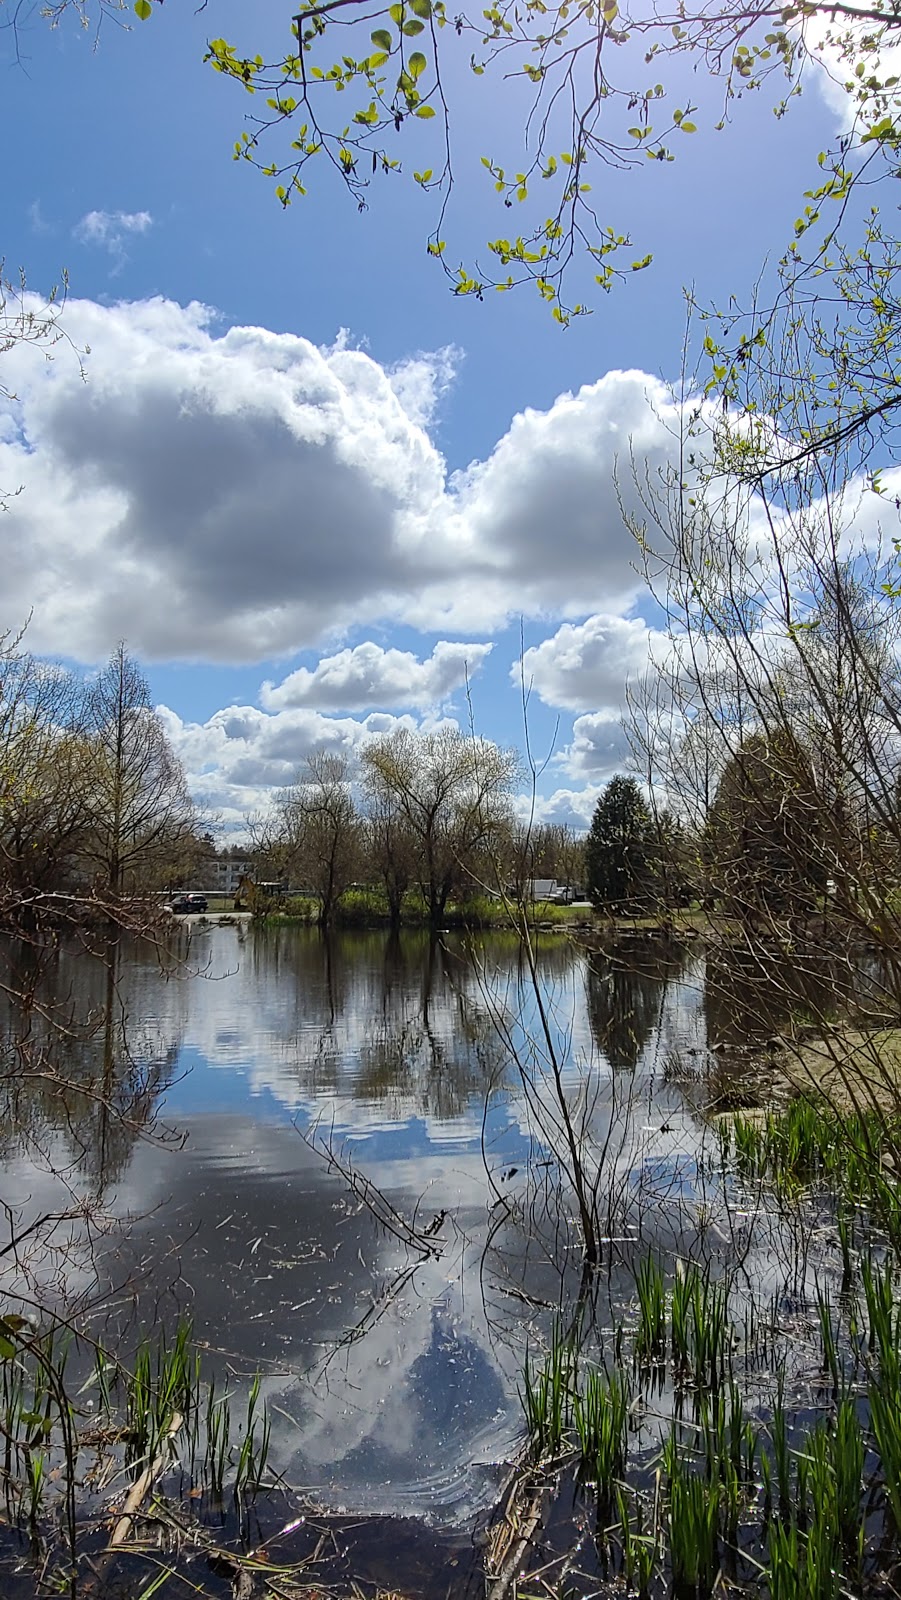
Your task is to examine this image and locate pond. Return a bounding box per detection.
[0,921,887,1598]
[0,929,704,1510]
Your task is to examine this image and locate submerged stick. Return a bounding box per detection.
[108,1411,183,1548]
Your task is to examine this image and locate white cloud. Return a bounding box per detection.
[158,700,458,827]
[805,13,901,131]
[0,295,685,664]
[517,613,667,712]
[261,639,492,712]
[73,209,153,256]
[559,711,633,782]
[512,785,600,831]
[387,345,460,426]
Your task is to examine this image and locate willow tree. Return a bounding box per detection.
[0,639,92,909]
[81,643,195,897]
[361,727,516,925]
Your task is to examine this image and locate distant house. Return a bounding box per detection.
[206,857,253,897]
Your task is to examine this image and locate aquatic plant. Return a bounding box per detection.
[0,1309,275,1596]
[670,1263,732,1392]
[572,1367,629,1510]
[664,1430,720,1600]
[522,1326,574,1462]
[634,1255,667,1366]
[616,1486,657,1600]
[126,1318,199,1470]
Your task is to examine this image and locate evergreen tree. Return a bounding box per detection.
[585,776,653,913]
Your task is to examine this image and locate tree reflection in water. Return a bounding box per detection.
[0,922,802,1533]
[0,931,184,1307]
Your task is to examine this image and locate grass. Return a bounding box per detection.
[634,1255,667,1366]
[0,1314,273,1590]
[723,1095,901,1242]
[522,1326,574,1461]
[572,1367,630,1510]
[664,1429,721,1600]
[670,1263,732,1393]
[516,1236,901,1600]
[270,888,582,929]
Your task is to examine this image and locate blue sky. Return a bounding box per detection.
[0,0,853,831]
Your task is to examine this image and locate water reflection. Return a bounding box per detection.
[703,935,889,1047]
[0,924,772,1523]
[586,936,689,1070]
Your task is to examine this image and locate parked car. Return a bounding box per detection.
[169,893,208,914]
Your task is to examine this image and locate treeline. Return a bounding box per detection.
[583,761,828,924]
[585,565,901,940]
[250,727,584,928]
[0,632,197,926]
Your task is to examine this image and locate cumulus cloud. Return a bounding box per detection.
[387,346,460,426]
[558,712,633,782]
[517,613,667,712]
[261,639,492,712]
[0,295,685,664]
[159,700,459,827]
[73,209,153,256]
[513,785,601,831]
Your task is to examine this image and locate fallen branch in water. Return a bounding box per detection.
[108,1409,183,1548]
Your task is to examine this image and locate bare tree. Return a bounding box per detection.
[274,751,360,927]
[80,643,195,897]
[622,309,901,1059]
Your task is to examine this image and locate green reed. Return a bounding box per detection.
[816,1284,842,1396]
[203,1375,231,1501]
[126,1319,200,1470]
[664,1430,720,1600]
[514,1239,901,1598]
[522,1325,574,1462]
[767,1516,804,1600]
[862,1257,901,1538]
[634,1255,667,1366]
[0,1308,275,1595]
[727,1098,901,1247]
[572,1368,629,1510]
[616,1486,657,1600]
[832,1397,864,1573]
[233,1371,271,1499]
[670,1264,732,1392]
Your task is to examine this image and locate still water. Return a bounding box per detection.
[0,924,749,1527]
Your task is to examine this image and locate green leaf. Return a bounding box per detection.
[0,1336,15,1360]
[410,0,433,14]
[134,0,152,18]
[679,120,697,132]
[371,28,392,50]
[403,18,425,32]
[416,103,436,116]
[408,50,427,76]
